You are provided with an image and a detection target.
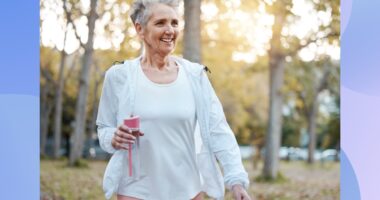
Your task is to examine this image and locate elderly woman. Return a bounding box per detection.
[96,0,251,200]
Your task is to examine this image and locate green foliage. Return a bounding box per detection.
[282,116,302,147]
[321,111,340,149]
[255,171,288,183]
[71,158,90,168]
[283,57,339,149]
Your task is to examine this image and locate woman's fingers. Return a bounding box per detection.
[232,185,252,200]
[234,193,242,200]
[119,125,132,133]
[120,146,129,150]
[115,136,135,144]
[112,125,144,150]
[119,125,144,136]
[113,138,133,150]
[116,129,136,140]
[115,142,129,150]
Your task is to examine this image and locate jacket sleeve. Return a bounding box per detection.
[96,67,118,154]
[202,71,250,190]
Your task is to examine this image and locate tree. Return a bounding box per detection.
[263,0,288,179]
[40,64,55,157]
[183,0,201,63]
[263,0,340,177]
[40,45,63,157]
[86,63,104,152]
[63,0,99,166]
[53,21,69,159]
[305,63,331,163]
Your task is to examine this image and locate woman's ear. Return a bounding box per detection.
[135,23,144,39]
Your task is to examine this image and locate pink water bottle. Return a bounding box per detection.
[123,116,140,177]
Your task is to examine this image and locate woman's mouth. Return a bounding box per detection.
[160,38,174,44]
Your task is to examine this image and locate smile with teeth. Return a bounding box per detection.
[160,38,174,43]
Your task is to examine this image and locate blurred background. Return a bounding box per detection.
[40,0,340,199]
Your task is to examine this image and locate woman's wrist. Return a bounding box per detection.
[232,183,243,190]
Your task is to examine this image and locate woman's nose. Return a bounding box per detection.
[165,25,174,34]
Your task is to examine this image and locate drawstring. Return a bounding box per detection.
[112,60,124,65]
[131,58,141,180]
[203,66,211,74]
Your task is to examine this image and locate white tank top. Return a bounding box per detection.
[117,62,202,200]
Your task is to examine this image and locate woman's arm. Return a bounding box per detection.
[202,71,250,190]
[96,67,118,154]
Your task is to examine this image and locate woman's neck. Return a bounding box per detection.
[141,50,171,70]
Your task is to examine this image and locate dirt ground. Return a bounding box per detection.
[41,159,339,200]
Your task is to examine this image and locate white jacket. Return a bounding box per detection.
[96,57,249,200]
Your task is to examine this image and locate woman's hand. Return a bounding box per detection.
[112,125,144,150]
[232,184,252,200]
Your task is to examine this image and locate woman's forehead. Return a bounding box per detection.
[149,3,179,20]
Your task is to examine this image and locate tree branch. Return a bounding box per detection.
[64,51,79,83]
[296,90,309,117]
[63,0,85,48]
[316,63,331,93]
[41,67,57,88]
[289,31,340,57]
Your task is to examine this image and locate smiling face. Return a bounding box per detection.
[135,3,179,56]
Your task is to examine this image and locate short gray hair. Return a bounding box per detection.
[129,0,180,26]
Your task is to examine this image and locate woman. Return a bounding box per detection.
[96,0,252,200]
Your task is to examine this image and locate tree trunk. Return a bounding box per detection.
[307,98,318,164]
[183,0,201,63]
[53,49,67,159]
[263,56,285,178]
[87,67,102,151]
[307,64,330,164]
[69,0,98,166]
[263,1,286,179]
[253,145,262,170]
[40,80,53,156]
[90,78,100,136]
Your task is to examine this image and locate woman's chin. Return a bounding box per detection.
[158,47,176,55]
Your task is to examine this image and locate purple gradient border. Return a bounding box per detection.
[0,0,378,199]
[341,0,380,199]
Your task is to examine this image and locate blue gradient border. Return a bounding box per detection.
[0,0,40,199]
[0,0,378,199]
